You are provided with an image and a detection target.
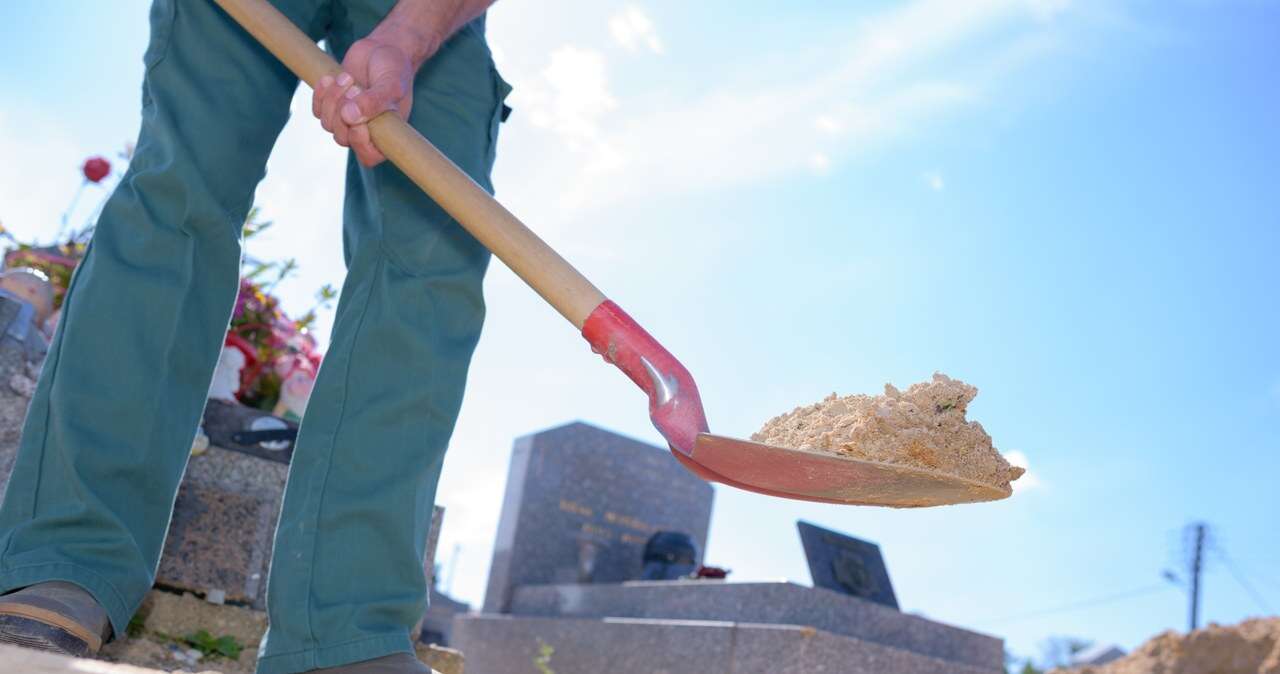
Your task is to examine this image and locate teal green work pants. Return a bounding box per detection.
[0,1,509,672]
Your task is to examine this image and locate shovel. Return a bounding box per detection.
[214,0,1009,507]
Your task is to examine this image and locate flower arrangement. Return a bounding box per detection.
[226,208,335,416]
[0,150,335,417]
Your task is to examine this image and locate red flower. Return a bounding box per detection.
[694,565,729,579]
[82,156,111,183]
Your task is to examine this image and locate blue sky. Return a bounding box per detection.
[2,0,1277,664]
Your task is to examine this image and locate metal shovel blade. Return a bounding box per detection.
[683,434,1012,507]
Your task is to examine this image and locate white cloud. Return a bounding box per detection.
[490,0,1067,214]
[814,114,843,135]
[609,6,664,54]
[516,45,619,160]
[1003,450,1043,491]
[809,152,833,175]
[1026,0,1071,21]
[923,170,946,191]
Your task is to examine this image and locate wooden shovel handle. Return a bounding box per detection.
[214,0,606,328]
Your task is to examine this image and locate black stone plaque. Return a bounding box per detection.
[797,520,898,609]
[482,422,714,613]
[202,399,297,463]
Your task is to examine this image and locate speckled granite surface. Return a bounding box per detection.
[151,442,290,607]
[155,482,277,604]
[509,580,1003,669]
[454,614,1001,674]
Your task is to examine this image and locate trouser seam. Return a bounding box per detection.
[0,237,96,564]
[300,252,384,647]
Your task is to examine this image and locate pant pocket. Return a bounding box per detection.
[143,0,177,71]
[486,66,514,175]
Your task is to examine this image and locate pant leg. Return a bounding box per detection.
[256,9,511,673]
[0,0,325,637]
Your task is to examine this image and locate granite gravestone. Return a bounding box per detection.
[798,520,898,609]
[481,422,714,613]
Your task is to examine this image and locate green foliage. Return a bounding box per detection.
[148,628,243,660]
[244,260,276,283]
[293,284,338,333]
[533,638,556,674]
[241,207,274,240]
[182,629,244,660]
[125,613,147,639]
[268,258,298,292]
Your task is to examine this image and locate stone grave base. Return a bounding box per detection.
[455,580,1003,674]
[454,614,999,674]
[508,580,1002,668]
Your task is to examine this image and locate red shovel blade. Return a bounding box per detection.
[684,434,1012,507]
[581,301,1011,507]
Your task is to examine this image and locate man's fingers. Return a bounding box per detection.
[341,77,404,126]
[349,125,386,167]
[311,75,334,120]
[322,84,357,142]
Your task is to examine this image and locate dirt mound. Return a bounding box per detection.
[1055,618,1280,674]
[752,372,1022,488]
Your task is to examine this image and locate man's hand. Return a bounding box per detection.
[313,24,424,167]
[312,0,499,168]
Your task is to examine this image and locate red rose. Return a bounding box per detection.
[82,156,111,183]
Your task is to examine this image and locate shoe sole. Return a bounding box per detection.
[0,611,98,657]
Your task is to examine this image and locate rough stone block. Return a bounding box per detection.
[154,483,277,605]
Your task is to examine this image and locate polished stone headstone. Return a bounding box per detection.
[481,422,714,613]
[798,520,899,609]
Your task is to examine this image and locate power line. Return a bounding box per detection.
[981,584,1173,625]
[1215,549,1274,614]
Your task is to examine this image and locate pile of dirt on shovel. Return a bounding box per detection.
[751,372,1023,489]
[1051,617,1280,674]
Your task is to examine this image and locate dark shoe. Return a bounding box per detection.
[310,652,435,673]
[0,581,112,656]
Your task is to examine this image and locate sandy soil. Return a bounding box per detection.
[752,373,1023,489]
[1054,617,1280,674]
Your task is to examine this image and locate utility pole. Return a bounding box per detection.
[1189,522,1205,631]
